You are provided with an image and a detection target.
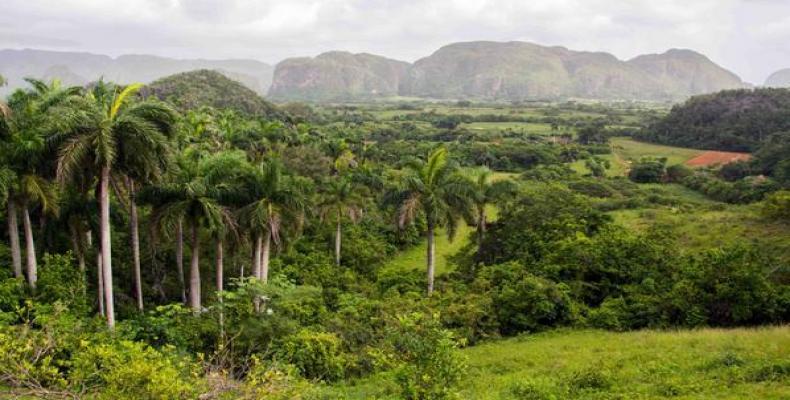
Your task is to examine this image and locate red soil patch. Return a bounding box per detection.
[686,151,751,167]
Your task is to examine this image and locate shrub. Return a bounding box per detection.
[668,246,784,326]
[628,157,667,183]
[389,313,467,400]
[666,164,693,183]
[479,262,575,335]
[277,329,345,381]
[36,253,88,314]
[239,357,315,399]
[69,340,201,400]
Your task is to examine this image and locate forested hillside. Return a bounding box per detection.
[0,73,787,398]
[639,88,790,151]
[142,70,286,120]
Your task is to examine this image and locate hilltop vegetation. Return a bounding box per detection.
[638,88,790,151]
[142,69,285,119]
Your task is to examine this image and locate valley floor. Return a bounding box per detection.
[320,326,790,399]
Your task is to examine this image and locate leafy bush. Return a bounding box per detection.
[389,313,467,400]
[69,340,201,400]
[277,329,346,381]
[668,246,785,326]
[628,157,667,183]
[36,253,88,314]
[666,164,693,183]
[478,262,575,335]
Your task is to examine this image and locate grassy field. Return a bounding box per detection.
[379,221,473,276]
[572,137,705,177]
[461,121,557,135]
[321,326,790,399]
[612,202,790,262]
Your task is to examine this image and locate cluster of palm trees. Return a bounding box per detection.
[1,76,516,328]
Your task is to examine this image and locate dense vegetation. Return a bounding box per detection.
[639,88,790,152]
[142,69,285,120]
[0,73,787,399]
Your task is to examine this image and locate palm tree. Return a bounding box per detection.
[53,81,176,327]
[318,176,365,265]
[384,148,473,295]
[141,152,235,312]
[0,80,76,286]
[469,167,517,249]
[237,159,307,283]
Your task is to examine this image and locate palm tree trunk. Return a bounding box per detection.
[426,223,435,296]
[97,249,105,317]
[252,234,262,279]
[7,199,22,279]
[69,223,86,272]
[129,180,143,311]
[22,205,37,289]
[335,219,342,266]
[176,220,186,304]
[100,166,115,328]
[189,221,201,313]
[215,238,223,293]
[261,232,271,284]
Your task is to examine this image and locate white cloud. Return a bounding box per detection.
[1,0,787,83]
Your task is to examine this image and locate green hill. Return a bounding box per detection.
[638,88,790,151]
[142,69,284,119]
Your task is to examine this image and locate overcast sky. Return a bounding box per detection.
[1,0,788,83]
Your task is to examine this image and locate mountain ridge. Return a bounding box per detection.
[270,41,748,102]
[0,48,274,96]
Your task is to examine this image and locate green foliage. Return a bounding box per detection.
[666,163,693,182]
[762,190,790,221]
[278,329,346,381]
[639,88,790,152]
[668,246,786,326]
[682,172,777,203]
[628,157,667,183]
[389,313,467,400]
[36,253,87,313]
[142,69,285,120]
[477,262,575,334]
[69,340,200,399]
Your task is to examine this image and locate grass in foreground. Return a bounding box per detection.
[321,327,790,399]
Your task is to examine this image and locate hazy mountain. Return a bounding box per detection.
[141,69,284,120]
[268,51,410,101]
[270,41,748,102]
[627,49,748,96]
[765,69,790,87]
[0,49,273,96]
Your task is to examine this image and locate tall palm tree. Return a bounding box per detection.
[469,167,517,249]
[0,81,75,286]
[237,159,307,283]
[141,153,235,312]
[384,148,473,295]
[53,81,176,327]
[318,176,365,265]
